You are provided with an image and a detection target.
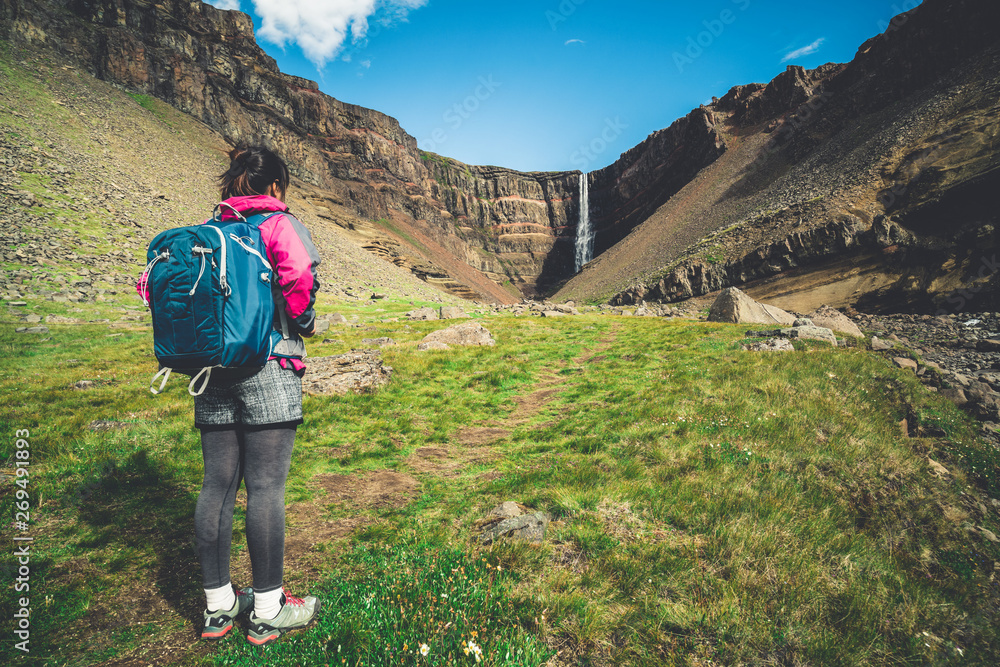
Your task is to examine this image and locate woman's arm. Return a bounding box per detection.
[259,212,321,336]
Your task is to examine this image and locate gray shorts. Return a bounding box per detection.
[194,360,303,431]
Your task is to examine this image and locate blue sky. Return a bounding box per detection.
[207,0,921,173]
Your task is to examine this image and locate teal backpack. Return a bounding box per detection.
[140,203,285,396]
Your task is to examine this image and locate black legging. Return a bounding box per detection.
[195,428,295,594]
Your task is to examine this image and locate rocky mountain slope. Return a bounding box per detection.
[2,0,998,312]
[0,44,468,317]
[560,0,1000,313]
[0,0,584,301]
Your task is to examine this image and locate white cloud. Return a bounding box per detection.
[252,0,428,69]
[781,38,826,63]
[565,38,586,46]
[206,0,242,10]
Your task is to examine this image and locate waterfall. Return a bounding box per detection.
[574,172,593,272]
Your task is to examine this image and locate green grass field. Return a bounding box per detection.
[2,306,1000,665]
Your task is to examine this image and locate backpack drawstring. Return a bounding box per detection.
[139,251,169,307]
[189,247,213,296]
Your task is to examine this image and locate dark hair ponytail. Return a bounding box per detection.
[219,146,290,200]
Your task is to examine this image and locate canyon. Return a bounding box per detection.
[1,0,997,311]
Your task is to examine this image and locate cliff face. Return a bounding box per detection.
[587,107,726,258]
[4,0,998,310]
[1,0,583,300]
[419,160,580,293]
[560,0,1000,313]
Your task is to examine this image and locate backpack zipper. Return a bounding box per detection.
[205,225,230,295]
[229,233,273,271]
[189,246,213,295]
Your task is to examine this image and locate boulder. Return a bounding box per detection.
[477,502,550,545]
[928,459,951,477]
[420,321,495,348]
[977,339,1000,352]
[939,387,968,407]
[328,313,349,325]
[361,337,396,347]
[748,324,837,346]
[893,357,918,372]
[541,310,565,317]
[406,307,439,321]
[785,325,837,346]
[871,336,894,351]
[439,306,466,319]
[488,501,523,519]
[708,287,795,325]
[951,372,971,387]
[742,338,794,352]
[966,381,1000,421]
[302,350,393,396]
[807,305,865,337]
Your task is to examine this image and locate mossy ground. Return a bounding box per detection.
[2,305,1000,666]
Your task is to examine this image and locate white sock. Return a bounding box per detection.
[254,587,284,620]
[205,584,235,613]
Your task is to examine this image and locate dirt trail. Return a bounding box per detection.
[407,324,623,481]
[79,325,623,665]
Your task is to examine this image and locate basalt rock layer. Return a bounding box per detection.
[3,0,999,310]
[0,0,583,300]
[565,0,1000,313]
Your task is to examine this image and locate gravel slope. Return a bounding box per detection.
[0,46,465,326]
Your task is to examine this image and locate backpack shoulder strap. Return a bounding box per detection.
[239,211,294,340]
[244,211,288,228]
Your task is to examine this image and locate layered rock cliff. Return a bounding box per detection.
[0,0,582,300]
[560,0,1000,313]
[586,107,726,258]
[3,0,998,311]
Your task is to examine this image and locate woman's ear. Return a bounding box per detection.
[265,181,285,201]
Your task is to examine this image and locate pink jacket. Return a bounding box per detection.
[216,196,321,337]
[137,195,321,340]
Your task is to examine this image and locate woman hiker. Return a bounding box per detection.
[145,146,323,644]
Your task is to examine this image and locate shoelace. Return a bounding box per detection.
[283,589,306,606]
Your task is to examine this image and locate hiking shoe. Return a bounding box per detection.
[202,587,254,640]
[246,590,321,646]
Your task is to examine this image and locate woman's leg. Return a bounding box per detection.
[194,429,244,591]
[242,427,295,594]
